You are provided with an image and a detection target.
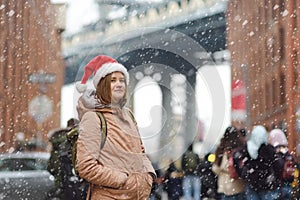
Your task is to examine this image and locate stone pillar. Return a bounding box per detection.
[158,77,174,159]
[185,73,197,146]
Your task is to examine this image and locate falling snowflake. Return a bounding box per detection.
[281,9,289,17]
[7,10,15,17]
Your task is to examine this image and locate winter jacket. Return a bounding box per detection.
[164,163,183,199]
[212,152,245,196]
[76,90,156,200]
[235,143,283,192]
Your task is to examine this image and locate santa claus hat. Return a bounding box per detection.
[76,55,129,93]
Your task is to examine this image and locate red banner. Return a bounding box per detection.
[231,80,246,121]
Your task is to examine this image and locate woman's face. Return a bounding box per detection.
[110,72,126,104]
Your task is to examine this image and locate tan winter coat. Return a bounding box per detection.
[76,93,156,200]
[212,152,245,196]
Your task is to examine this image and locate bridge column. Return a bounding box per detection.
[157,72,198,160]
[159,75,175,159]
[184,74,198,147]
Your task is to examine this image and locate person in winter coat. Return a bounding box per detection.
[212,126,246,200]
[46,118,79,199]
[269,128,295,200]
[198,153,218,199]
[181,144,201,200]
[163,161,184,200]
[75,55,156,200]
[235,125,282,200]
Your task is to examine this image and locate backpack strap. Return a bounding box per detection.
[125,108,137,125]
[96,112,107,149]
[95,109,136,150]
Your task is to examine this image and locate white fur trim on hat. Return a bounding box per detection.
[93,62,129,88]
[76,82,87,93]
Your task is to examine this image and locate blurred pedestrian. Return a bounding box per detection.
[212,126,246,200]
[238,128,248,144]
[269,128,296,200]
[47,118,79,199]
[163,161,183,200]
[75,55,156,199]
[198,153,218,199]
[235,125,283,200]
[181,144,201,200]
[149,161,164,200]
[293,163,300,199]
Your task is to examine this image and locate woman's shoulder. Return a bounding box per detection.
[80,111,104,126]
[122,107,137,123]
[82,110,98,118]
[123,106,133,114]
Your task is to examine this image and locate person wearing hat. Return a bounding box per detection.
[75,55,156,200]
[47,118,79,199]
[235,125,283,200]
[212,126,246,200]
[269,129,295,200]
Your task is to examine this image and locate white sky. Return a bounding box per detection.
[51,0,99,33]
[52,0,164,34]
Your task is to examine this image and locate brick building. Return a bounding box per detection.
[227,0,300,159]
[0,1,65,152]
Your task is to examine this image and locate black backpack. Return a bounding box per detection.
[66,112,107,176]
[56,112,107,200]
[65,109,136,177]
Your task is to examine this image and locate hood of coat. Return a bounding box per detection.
[269,129,288,147]
[76,89,129,122]
[76,89,111,120]
[247,125,268,159]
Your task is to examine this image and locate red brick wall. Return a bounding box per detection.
[227,0,300,158]
[0,0,64,152]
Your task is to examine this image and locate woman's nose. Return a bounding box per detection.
[116,80,123,86]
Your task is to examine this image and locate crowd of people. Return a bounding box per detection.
[150,125,299,200]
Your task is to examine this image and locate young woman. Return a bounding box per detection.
[212,126,246,200]
[75,55,156,200]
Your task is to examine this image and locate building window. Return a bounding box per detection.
[259,88,263,117]
[279,28,285,63]
[293,51,298,94]
[266,82,271,111]
[271,0,276,20]
[272,78,277,107]
[279,73,286,105]
[279,0,285,15]
[272,35,278,65]
[295,0,298,30]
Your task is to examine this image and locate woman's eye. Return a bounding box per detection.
[111,79,125,83]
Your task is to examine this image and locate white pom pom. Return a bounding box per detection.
[76,82,87,93]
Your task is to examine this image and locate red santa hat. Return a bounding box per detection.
[76,55,129,93]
